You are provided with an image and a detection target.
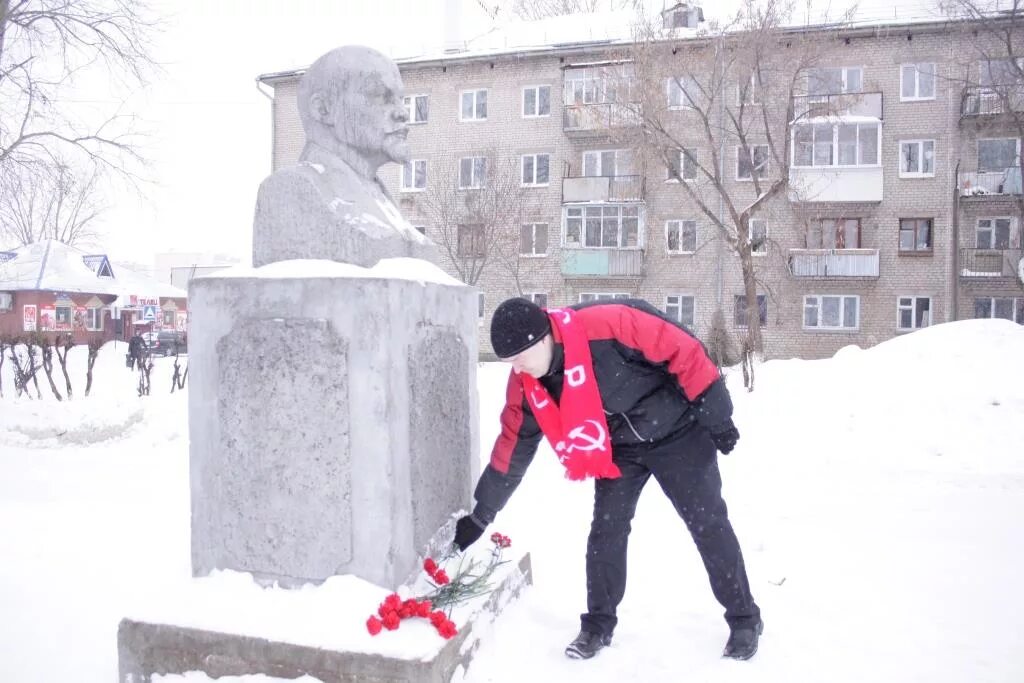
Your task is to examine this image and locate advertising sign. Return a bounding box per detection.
[39,306,56,332]
[23,305,37,332]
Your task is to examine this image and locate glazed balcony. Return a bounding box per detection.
[788,249,880,278]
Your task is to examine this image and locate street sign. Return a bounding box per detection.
[142,304,157,322]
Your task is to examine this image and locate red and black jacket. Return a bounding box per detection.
[471,298,734,525]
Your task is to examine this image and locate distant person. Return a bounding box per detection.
[127,333,145,370]
[452,297,762,661]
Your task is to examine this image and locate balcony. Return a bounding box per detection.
[958,168,1022,197]
[959,248,1022,278]
[792,91,883,121]
[788,249,880,278]
[789,166,883,203]
[562,175,644,203]
[561,248,644,279]
[961,86,1024,117]
[562,102,641,136]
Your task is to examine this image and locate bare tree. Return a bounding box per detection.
[477,0,642,20]
[0,0,158,197]
[0,158,107,246]
[616,0,851,388]
[419,151,534,286]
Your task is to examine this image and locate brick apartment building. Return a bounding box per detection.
[257,6,1024,359]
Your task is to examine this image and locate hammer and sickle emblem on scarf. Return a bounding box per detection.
[530,388,550,409]
[565,420,607,453]
[548,307,572,324]
[565,364,586,387]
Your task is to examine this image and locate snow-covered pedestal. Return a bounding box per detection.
[188,259,479,590]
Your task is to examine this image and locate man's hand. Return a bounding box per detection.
[709,419,740,455]
[453,514,486,551]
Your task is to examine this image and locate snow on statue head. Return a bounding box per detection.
[252,45,437,269]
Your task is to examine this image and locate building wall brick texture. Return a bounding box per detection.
[263,21,1024,359]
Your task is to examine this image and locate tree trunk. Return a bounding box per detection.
[41,344,64,401]
[738,220,763,392]
[84,340,101,396]
[56,336,73,398]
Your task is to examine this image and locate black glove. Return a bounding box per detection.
[453,514,486,551]
[709,419,740,455]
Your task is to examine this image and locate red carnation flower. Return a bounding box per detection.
[382,611,401,631]
[383,593,402,610]
[424,558,438,575]
[398,604,415,619]
[436,619,459,639]
[366,615,383,636]
[433,569,450,585]
[429,610,447,627]
[415,600,432,618]
[489,532,512,548]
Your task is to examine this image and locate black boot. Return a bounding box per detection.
[722,619,763,660]
[565,630,612,659]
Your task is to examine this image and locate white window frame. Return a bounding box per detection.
[897,296,932,331]
[579,293,630,303]
[900,63,936,101]
[803,294,860,331]
[736,71,761,106]
[401,159,427,192]
[665,294,696,328]
[667,148,698,182]
[403,94,429,123]
[458,156,487,189]
[525,292,548,308]
[563,205,643,249]
[583,149,634,177]
[521,153,550,187]
[975,217,1014,250]
[807,66,863,98]
[736,144,770,180]
[522,85,551,117]
[665,219,697,254]
[792,122,881,168]
[734,294,768,328]
[667,75,699,109]
[459,89,488,122]
[973,296,1024,323]
[86,306,104,331]
[899,139,936,178]
[520,222,548,257]
[750,219,768,255]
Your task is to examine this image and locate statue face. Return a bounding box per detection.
[335,62,410,166]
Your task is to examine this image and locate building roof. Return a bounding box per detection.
[0,240,187,301]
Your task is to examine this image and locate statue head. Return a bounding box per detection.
[297,46,410,174]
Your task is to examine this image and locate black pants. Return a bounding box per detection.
[580,426,760,636]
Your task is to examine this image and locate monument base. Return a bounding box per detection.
[118,553,531,683]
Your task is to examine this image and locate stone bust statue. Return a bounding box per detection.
[252,46,437,268]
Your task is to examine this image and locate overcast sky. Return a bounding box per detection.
[93,0,942,269]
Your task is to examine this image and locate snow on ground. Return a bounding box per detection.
[1,320,1023,682]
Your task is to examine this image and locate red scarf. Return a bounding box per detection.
[520,308,621,481]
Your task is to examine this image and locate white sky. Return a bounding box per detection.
[91,0,943,270]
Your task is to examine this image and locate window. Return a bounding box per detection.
[0,292,12,311]
[86,307,103,331]
[521,153,550,186]
[414,225,427,235]
[579,293,630,303]
[974,297,1024,323]
[899,218,933,252]
[665,295,695,327]
[666,220,697,253]
[583,149,634,177]
[526,292,548,308]
[793,123,880,167]
[667,75,700,108]
[161,310,173,326]
[401,159,427,191]
[564,65,634,105]
[460,89,487,121]
[404,94,429,123]
[458,156,487,189]
[737,144,769,180]
[980,58,1024,88]
[523,85,551,117]
[564,205,641,248]
[734,294,767,328]
[750,219,768,255]
[667,148,698,181]
[977,138,1019,172]
[520,223,548,256]
[804,295,859,330]
[737,71,761,106]
[55,306,72,325]
[457,224,485,257]
[898,296,932,330]
[899,140,935,177]
[807,218,861,249]
[976,218,1012,249]
[900,64,936,101]
[807,66,862,97]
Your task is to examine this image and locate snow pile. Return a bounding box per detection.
[0,319,1022,682]
[208,257,464,287]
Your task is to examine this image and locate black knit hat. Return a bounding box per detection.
[490,297,551,358]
